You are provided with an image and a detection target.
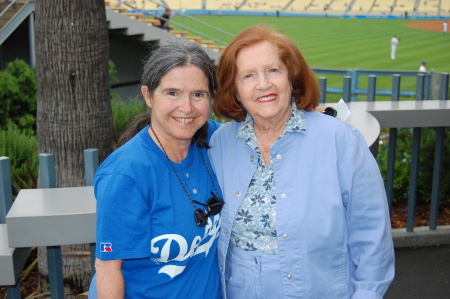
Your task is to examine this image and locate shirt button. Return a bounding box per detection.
[221,266,223,271]
[287,274,293,280]
[282,234,288,239]
[193,189,198,194]
[185,172,190,178]
[281,193,286,199]
[235,191,241,197]
[276,154,282,159]
[250,156,254,162]
[225,228,229,234]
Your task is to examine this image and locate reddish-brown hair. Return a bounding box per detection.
[214,24,320,122]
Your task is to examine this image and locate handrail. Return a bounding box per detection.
[145,0,235,45]
[0,0,16,17]
[174,11,235,38]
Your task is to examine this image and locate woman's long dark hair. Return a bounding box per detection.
[116,40,216,148]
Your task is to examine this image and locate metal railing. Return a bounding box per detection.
[314,67,441,101]
[122,0,235,45]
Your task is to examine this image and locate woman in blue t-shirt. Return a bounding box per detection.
[88,40,222,298]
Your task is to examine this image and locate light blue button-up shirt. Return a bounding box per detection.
[230,103,306,254]
[209,108,395,299]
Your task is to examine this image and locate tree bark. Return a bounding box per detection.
[35,0,113,296]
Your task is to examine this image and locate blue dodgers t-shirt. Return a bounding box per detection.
[95,120,222,298]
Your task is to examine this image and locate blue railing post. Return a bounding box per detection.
[351,69,358,101]
[84,149,99,277]
[430,73,449,229]
[1,157,22,299]
[429,127,444,230]
[440,73,449,100]
[368,75,376,102]
[0,157,13,224]
[406,75,426,232]
[84,149,99,187]
[319,77,327,103]
[425,72,432,100]
[343,76,351,102]
[416,73,426,101]
[385,75,401,215]
[39,154,64,298]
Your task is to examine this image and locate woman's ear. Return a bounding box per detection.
[141,85,152,108]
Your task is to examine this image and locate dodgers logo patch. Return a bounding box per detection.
[100,242,113,252]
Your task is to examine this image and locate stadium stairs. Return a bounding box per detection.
[0,1,221,66]
[105,1,227,54]
[0,0,34,46]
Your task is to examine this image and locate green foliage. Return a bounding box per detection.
[111,97,147,143]
[0,59,37,133]
[377,128,450,204]
[0,123,38,194]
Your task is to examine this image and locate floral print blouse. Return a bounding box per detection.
[230,103,306,254]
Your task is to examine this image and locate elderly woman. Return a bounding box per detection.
[89,40,223,298]
[208,24,395,299]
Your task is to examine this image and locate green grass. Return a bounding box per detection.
[172,16,450,101]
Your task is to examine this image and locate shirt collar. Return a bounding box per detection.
[237,102,306,139]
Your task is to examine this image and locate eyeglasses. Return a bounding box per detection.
[191,192,224,227]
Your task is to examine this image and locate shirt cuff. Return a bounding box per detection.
[352,289,383,299]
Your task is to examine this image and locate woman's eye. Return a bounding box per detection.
[243,73,254,80]
[193,92,207,101]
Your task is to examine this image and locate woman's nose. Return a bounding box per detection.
[178,96,193,113]
[257,73,271,90]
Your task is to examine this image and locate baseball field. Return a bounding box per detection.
[172,16,450,101]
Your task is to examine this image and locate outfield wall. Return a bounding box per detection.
[137,9,449,19]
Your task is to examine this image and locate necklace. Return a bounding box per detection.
[150,125,221,219]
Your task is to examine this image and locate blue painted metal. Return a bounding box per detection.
[90,244,96,277]
[440,73,449,100]
[47,246,64,299]
[368,75,376,102]
[406,77,426,232]
[39,154,56,189]
[406,127,421,232]
[84,149,99,277]
[391,75,401,101]
[429,74,449,229]
[0,157,13,224]
[39,154,64,298]
[319,77,327,103]
[314,68,437,100]
[1,157,21,298]
[84,149,99,187]
[386,129,397,215]
[343,76,351,102]
[6,282,21,299]
[416,74,426,100]
[385,75,401,214]
[429,127,445,230]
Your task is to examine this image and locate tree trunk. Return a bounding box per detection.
[35,0,113,296]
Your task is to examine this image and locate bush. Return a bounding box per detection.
[0,123,38,195]
[377,128,450,204]
[0,60,37,133]
[111,97,147,143]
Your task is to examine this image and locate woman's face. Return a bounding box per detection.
[142,65,211,145]
[234,41,292,125]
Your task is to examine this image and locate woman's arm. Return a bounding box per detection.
[95,258,124,298]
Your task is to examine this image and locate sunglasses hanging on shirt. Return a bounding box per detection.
[151,126,224,227]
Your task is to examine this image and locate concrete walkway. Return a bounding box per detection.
[385,244,450,299]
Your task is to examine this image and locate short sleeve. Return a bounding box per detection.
[95,173,151,260]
